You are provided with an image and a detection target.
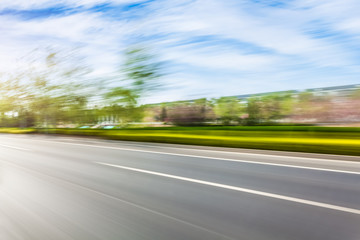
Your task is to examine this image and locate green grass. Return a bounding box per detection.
[119,126,360,132]
[2,126,360,156]
[29,126,360,156]
[0,128,36,134]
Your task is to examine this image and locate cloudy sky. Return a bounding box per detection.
[1,0,360,103]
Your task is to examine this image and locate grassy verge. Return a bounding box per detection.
[0,128,36,134]
[1,127,360,156]
[28,126,360,156]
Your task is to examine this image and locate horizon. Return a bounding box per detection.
[146,82,360,105]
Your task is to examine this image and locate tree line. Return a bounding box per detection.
[0,47,162,128]
[1,47,360,128]
[148,90,360,126]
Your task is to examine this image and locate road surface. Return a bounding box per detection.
[0,134,359,240]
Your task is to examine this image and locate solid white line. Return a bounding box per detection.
[0,135,359,174]
[97,162,360,215]
[149,145,359,163]
[46,141,360,175]
[87,140,359,164]
[0,144,29,151]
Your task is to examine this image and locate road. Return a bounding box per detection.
[0,134,359,240]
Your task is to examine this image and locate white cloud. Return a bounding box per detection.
[164,49,279,72]
[0,0,142,10]
[0,0,359,103]
[294,0,360,36]
[0,6,132,78]
[142,0,357,68]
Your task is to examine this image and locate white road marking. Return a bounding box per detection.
[0,135,359,174]
[147,145,359,163]
[86,140,359,164]
[97,162,360,215]
[44,141,360,175]
[1,160,234,240]
[0,144,29,151]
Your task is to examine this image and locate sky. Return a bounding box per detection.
[0,0,360,103]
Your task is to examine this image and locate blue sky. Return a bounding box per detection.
[0,0,360,103]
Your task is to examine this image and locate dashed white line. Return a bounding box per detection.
[2,160,234,240]
[97,162,360,215]
[0,144,29,151]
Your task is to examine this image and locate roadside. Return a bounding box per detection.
[2,126,360,157]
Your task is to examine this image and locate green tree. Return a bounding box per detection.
[0,74,33,127]
[246,97,263,125]
[246,93,294,125]
[213,97,244,125]
[123,47,163,95]
[104,46,164,125]
[25,50,92,127]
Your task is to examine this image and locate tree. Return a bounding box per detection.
[123,47,163,95]
[18,49,93,127]
[104,46,164,124]
[246,97,263,125]
[166,98,210,126]
[213,97,244,125]
[292,91,332,123]
[0,74,33,127]
[246,93,294,125]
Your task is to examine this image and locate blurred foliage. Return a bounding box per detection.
[246,93,294,125]
[213,97,245,125]
[164,98,214,126]
[103,46,164,125]
[123,47,163,94]
[0,46,164,128]
[0,46,360,128]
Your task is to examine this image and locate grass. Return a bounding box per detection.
[0,128,36,134]
[27,126,360,156]
[1,126,360,156]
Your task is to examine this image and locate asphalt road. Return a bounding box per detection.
[0,134,359,240]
